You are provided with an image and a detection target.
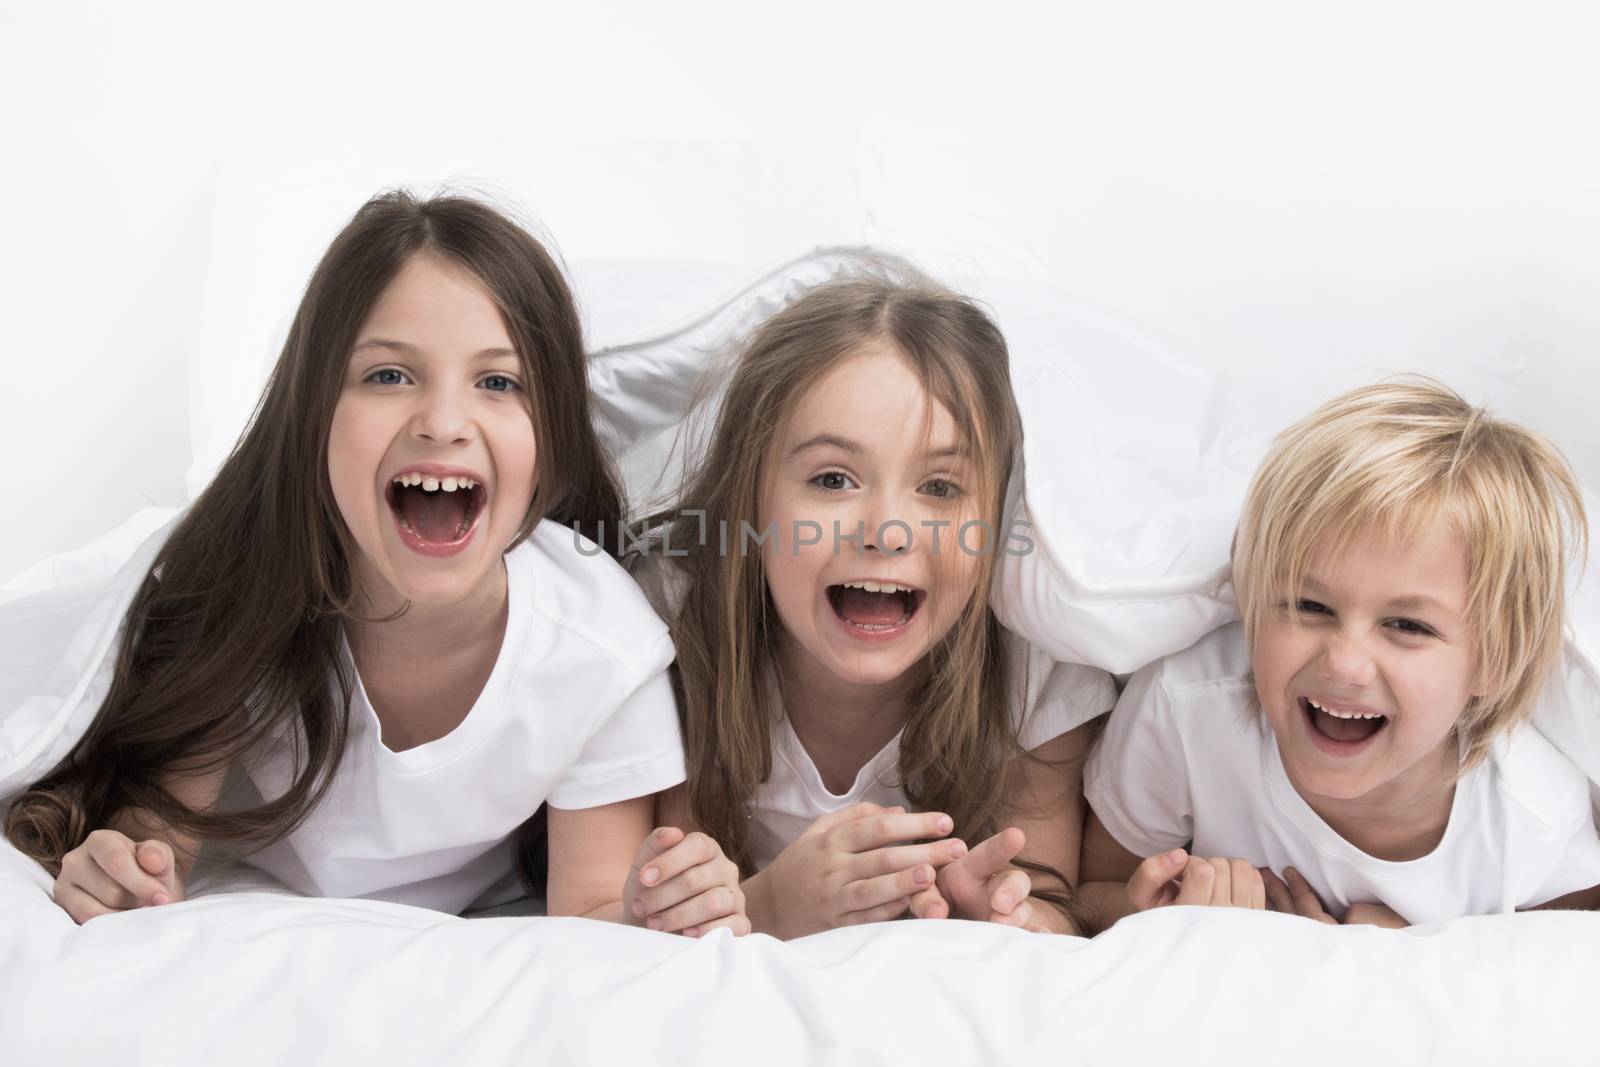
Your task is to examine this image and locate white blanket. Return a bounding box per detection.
[1,838,1594,1065]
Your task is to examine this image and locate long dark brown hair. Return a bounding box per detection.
[647,274,1077,914]
[5,191,622,884]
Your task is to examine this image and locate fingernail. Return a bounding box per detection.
[1164,849,1186,867]
[631,899,646,918]
[950,841,967,858]
[685,927,699,938]
[646,916,663,931]
[994,892,1013,911]
[936,815,953,834]
[642,866,659,886]
[913,865,930,886]
[151,892,170,906]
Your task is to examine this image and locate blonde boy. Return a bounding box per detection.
[1079,379,1600,928]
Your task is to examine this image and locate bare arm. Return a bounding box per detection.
[1073,806,1148,934]
[546,795,655,921]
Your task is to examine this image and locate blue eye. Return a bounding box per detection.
[480,374,520,393]
[367,368,408,386]
[812,471,855,493]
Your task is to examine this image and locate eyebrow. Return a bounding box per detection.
[785,433,967,461]
[1302,576,1455,614]
[352,338,519,360]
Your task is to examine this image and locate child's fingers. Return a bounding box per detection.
[84,830,169,905]
[52,884,117,924]
[957,828,1027,881]
[1262,868,1293,913]
[135,840,182,903]
[990,898,1034,928]
[843,864,938,914]
[644,885,742,934]
[907,885,947,919]
[837,811,954,853]
[838,895,913,927]
[857,838,968,878]
[1229,859,1264,910]
[985,868,1031,916]
[1172,856,1219,906]
[631,856,729,917]
[1343,902,1407,929]
[1284,867,1337,925]
[1127,849,1187,911]
[804,802,891,837]
[684,913,753,938]
[61,863,141,911]
[635,831,720,892]
[628,826,688,887]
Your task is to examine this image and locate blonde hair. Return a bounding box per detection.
[1232,377,1585,770]
[644,271,1074,899]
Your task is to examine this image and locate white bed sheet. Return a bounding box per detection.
[2,839,1595,1065]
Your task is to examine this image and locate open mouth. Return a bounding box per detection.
[1300,696,1389,749]
[385,472,486,552]
[826,580,925,634]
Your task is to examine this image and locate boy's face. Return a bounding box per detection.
[1253,518,1478,807]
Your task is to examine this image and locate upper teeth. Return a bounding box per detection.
[1307,699,1383,720]
[843,580,915,594]
[393,473,477,492]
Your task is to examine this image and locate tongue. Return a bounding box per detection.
[836,587,907,626]
[398,487,470,543]
[1313,709,1384,744]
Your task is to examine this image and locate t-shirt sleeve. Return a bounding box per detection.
[1508,741,1600,908]
[1082,660,1195,858]
[546,631,687,810]
[1013,644,1117,751]
[1519,813,1600,908]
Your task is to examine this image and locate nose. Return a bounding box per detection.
[1318,629,1377,689]
[411,383,471,445]
[862,491,911,556]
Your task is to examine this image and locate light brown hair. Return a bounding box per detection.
[645,273,1075,907]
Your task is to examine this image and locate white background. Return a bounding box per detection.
[3,0,1597,584]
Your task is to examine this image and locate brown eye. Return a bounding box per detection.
[811,471,854,492]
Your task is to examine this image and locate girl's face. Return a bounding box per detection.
[760,344,983,689]
[1252,518,1479,807]
[329,253,538,610]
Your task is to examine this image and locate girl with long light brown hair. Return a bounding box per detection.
[5,191,746,936]
[631,273,1116,938]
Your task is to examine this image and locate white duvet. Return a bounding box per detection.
[2,838,1595,1065]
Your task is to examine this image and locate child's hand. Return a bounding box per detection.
[910,826,1041,930]
[623,827,750,937]
[53,830,185,924]
[750,803,966,939]
[1127,849,1266,910]
[1263,867,1409,928]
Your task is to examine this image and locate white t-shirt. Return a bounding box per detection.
[1529,637,1600,818]
[1085,623,1600,924]
[234,521,687,914]
[748,642,1116,869]
[628,553,1118,871]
